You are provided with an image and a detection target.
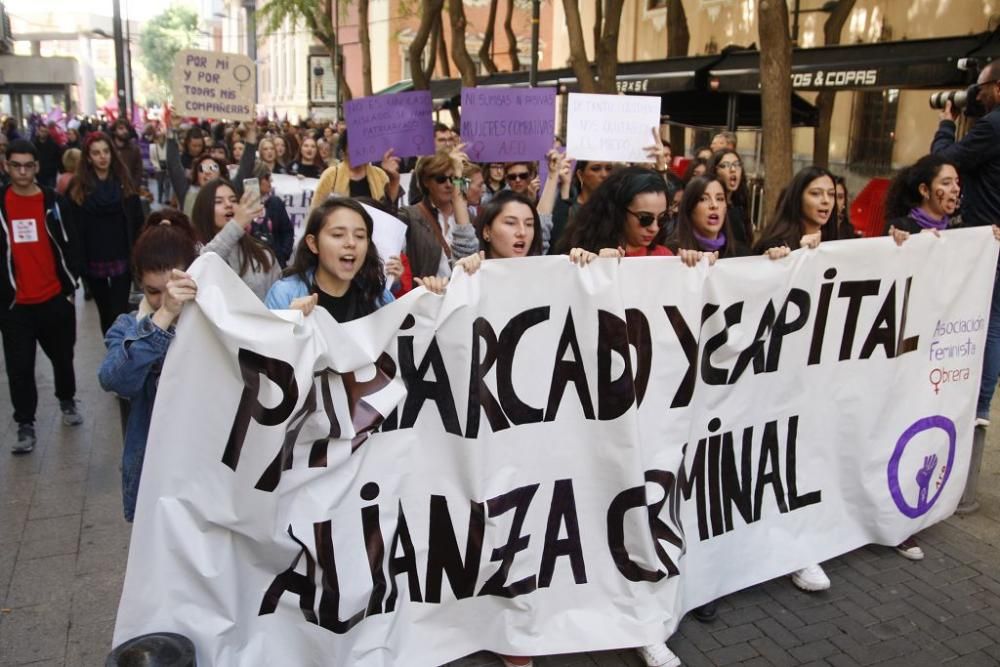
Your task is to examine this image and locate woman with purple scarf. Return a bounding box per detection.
[665,175,751,265]
[884,154,961,237]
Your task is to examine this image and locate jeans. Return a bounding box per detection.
[0,295,77,425]
[977,266,1000,420]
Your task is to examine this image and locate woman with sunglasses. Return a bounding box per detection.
[709,149,753,248]
[166,111,251,217]
[65,131,145,335]
[560,165,672,258]
[396,149,479,279]
[503,162,539,199]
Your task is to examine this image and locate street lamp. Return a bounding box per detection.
[791,0,839,44]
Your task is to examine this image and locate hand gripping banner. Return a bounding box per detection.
[114,228,998,666]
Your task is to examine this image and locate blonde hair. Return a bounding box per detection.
[62,148,82,173]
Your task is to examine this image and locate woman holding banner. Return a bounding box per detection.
[560,165,673,258]
[667,176,750,264]
[264,198,393,320]
[98,212,199,522]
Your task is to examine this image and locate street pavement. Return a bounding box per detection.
[2,293,1000,666]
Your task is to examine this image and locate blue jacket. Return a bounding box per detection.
[265,269,394,313]
[97,311,175,522]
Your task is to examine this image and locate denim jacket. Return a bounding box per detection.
[97,307,175,522]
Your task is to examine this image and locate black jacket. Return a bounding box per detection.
[61,183,145,269]
[931,110,1000,227]
[0,184,81,309]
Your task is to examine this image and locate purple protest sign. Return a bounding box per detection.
[460,87,556,163]
[344,91,434,165]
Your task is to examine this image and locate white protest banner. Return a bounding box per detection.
[268,174,406,263]
[171,49,255,121]
[565,92,661,163]
[114,229,998,666]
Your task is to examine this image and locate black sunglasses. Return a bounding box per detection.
[627,209,669,228]
[431,174,453,184]
[506,172,531,181]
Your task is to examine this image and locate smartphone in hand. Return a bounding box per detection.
[242,177,261,205]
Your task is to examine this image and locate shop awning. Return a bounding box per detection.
[708,31,992,93]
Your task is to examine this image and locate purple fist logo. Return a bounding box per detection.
[887,416,956,518]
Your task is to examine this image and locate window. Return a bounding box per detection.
[847,88,899,175]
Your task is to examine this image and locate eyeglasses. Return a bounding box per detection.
[7,160,36,172]
[200,162,220,174]
[627,209,669,228]
[717,160,742,171]
[431,174,454,184]
[506,172,531,182]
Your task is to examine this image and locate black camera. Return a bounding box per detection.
[929,84,986,117]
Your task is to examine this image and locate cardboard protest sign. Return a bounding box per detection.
[171,49,255,121]
[565,92,661,163]
[344,91,434,165]
[115,228,998,666]
[460,87,556,162]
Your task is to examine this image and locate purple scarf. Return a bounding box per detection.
[909,207,949,231]
[694,231,727,252]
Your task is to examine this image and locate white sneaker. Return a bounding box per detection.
[895,537,925,561]
[636,643,682,667]
[791,563,831,592]
[975,417,990,427]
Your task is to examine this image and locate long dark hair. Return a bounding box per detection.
[709,149,752,241]
[666,176,739,258]
[68,131,138,205]
[754,165,837,252]
[191,179,275,276]
[883,154,957,222]
[682,158,709,183]
[560,165,668,253]
[473,190,544,257]
[285,197,386,310]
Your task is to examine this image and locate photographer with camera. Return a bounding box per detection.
[931,62,1000,509]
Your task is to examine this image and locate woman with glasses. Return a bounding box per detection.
[709,150,753,248]
[65,131,145,335]
[396,149,479,279]
[503,162,539,199]
[483,162,506,202]
[166,113,237,217]
[560,165,672,258]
